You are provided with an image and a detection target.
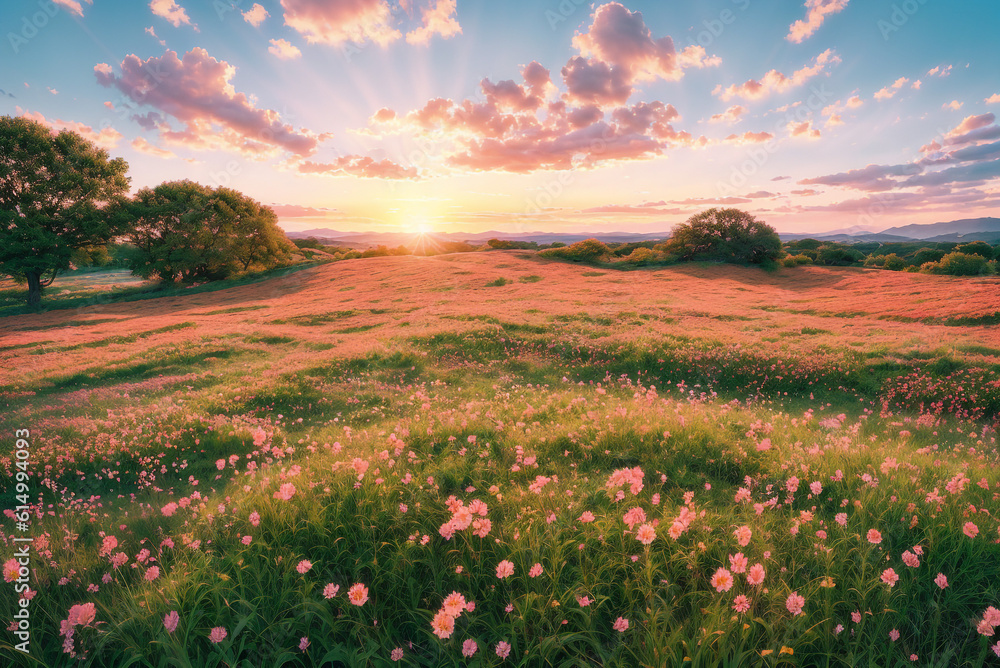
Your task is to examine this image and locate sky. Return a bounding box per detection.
[2,0,999,236]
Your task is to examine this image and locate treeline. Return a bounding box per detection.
[783,238,999,276]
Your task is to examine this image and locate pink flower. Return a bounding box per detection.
[835,513,847,526]
[299,637,310,651]
[810,481,822,495]
[786,592,805,616]
[145,566,159,581]
[747,563,766,586]
[462,639,478,657]
[881,568,899,587]
[442,591,466,616]
[348,583,369,606]
[495,640,511,658]
[934,573,948,589]
[163,610,179,633]
[733,595,751,614]
[529,563,544,578]
[161,502,178,517]
[209,627,227,643]
[68,603,96,627]
[576,595,591,607]
[431,610,455,639]
[963,522,979,539]
[296,560,312,574]
[3,559,20,583]
[901,551,919,568]
[241,535,252,545]
[496,560,514,579]
[711,568,734,592]
[635,523,656,545]
[867,529,882,544]
[273,483,296,501]
[391,647,404,661]
[889,629,900,641]
[323,583,339,598]
[613,616,629,632]
[734,526,752,547]
[579,511,595,523]
[249,511,260,526]
[729,552,748,574]
[216,459,225,470]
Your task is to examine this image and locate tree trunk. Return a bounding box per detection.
[25,271,42,309]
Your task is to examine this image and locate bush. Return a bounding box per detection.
[923,252,992,276]
[538,238,610,263]
[883,253,906,271]
[781,256,798,268]
[664,208,782,265]
[955,241,995,259]
[621,247,665,266]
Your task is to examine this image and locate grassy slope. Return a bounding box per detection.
[0,253,998,667]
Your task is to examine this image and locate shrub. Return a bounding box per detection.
[924,252,992,276]
[538,238,610,263]
[664,208,782,265]
[883,253,906,271]
[622,247,664,266]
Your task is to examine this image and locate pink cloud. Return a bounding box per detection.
[846,95,863,108]
[986,94,1000,104]
[53,0,92,18]
[18,108,122,149]
[299,156,418,179]
[786,0,849,44]
[724,130,774,144]
[824,114,843,128]
[131,136,177,158]
[243,3,269,26]
[946,113,994,137]
[268,38,302,59]
[280,0,400,46]
[799,163,923,191]
[145,26,166,46]
[405,0,461,45]
[715,49,840,102]
[270,204,335,217]
[709,105,746,124]
[150,0,194,29]
[873,77,908,101]
[927,64,952,77]
[787,120,821,139]
[943,100,963,111]
[95,48,325,158]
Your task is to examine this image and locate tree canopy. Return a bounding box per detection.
[666,208,782,265]
[0,115,130,307]
[126,180,295,283]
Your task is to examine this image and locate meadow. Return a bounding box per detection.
[1,251,999,667]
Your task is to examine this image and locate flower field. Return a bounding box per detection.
[1,252,998,667]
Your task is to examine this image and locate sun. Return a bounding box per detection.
[416,222,433,235]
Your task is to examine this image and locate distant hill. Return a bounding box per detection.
[880,217,1000,239]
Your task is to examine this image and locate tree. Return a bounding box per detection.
[126,180,294,283]
[0,115,130,307]
[666,208,782,265]
[538,238,610,262]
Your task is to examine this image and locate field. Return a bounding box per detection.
[1,251,999,667]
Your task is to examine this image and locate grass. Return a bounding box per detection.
[1,259,999,667]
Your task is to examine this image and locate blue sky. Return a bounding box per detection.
[2,0,998,234]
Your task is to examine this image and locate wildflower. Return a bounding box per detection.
[529,563,544,578]
[747,563,766,586]
[834,624,844,635]
[161,502,178,517]
[442,591,466,616]
[901,551,919,568]
[867,529,882,544]
[348,583,369,606]
[495,641,511,658]
[963,522,979,539]
[734,526,752,547]
[579,511,595,523]
[163,611,179,633]
[216,459,225,470]
[934,573,948,589]
[635,523,656,545]
[462,639,478,657]
[209,627,227,643]
[431,610,455,639]
[273,483,296,501]
[881,568,899,587]
[296,560,312,574]
[851,611,862,623]
[391,648,404,661]
[786,592,805,616]
[496,560,514,579]
[145,566,159,581]
[623,507,646,528]
[729,553,748,574]
[733,595,751,614]
[299,637,309,651]
[249,511,260,526]
[576,595,591,607]
[241,535,252,545]
[889,629,900,641]
[613,616,629,632]
[835,513,847,526]
[810,481,822,495]
[323,583,339,598]
[3,559,20,583]
[711,568,734,592]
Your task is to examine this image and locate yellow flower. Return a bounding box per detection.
[780,646,794,655]
[761,650,773,656]
[819,576,836,588]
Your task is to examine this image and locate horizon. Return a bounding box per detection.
[2,0,999,235]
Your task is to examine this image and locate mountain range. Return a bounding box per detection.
[286,217,1000,247]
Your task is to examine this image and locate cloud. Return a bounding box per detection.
[927,64,952,77]
[145,26,166,46]
[799,163,923,191]
[724,130,774,144]
[131,136,177,158]
[270,204,336,217]
[943,100,963,111]
[825,114,843,128]
[715,49,840,102]
[873,77,908,101]
[242,3,269,26]
[150,0,194,29]
[911,79,921,90]
[298,156,418,179]
[786,0,849,43]
[787,120,820,139]
[53,0,92,17]
[268,38,302,59]
[846,95,863,108]
[405,0,461,45]
[946,113,995,138]
[709,105,746,124]
[95,48,326,158]
[47,87,58,95]
[280,0,400,46]
[986,94,1000,105]
[18,108,123,149]
[901,160,1000,188]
